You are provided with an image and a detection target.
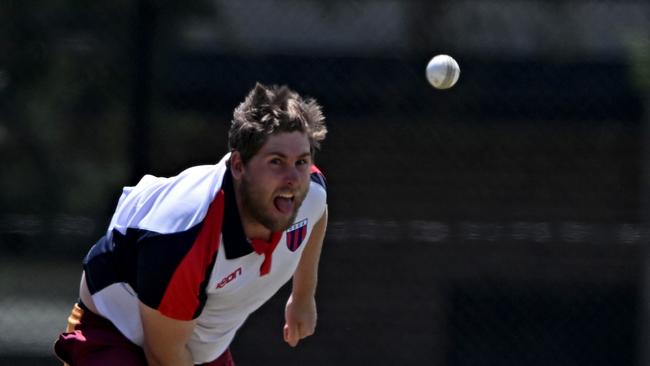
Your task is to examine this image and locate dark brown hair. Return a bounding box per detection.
[228,83,327,163]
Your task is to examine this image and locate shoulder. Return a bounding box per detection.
[301,164,327,219]
[111,155,230,234]
[310,164,327,191]
[309,164,326,201]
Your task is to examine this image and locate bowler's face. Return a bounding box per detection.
[239,131,312,232]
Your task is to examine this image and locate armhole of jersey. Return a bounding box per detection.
[310,165,327,192]
[156,190,225,320]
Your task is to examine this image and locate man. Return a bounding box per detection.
[53,83,329,366]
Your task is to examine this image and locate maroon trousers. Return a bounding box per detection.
[53,302,234,366]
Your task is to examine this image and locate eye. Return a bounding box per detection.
[270,158,282,165]
[296,158,312,170]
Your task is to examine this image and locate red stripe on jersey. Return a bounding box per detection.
[158,191,224,320]
[310,165,322,174]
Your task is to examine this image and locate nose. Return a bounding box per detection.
[284,166,300,187]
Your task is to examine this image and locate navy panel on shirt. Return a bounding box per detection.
[83,225,202,310]
[83,231,139,294]
[135,225,203,309]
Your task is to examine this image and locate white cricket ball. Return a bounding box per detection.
[426,55,460,89]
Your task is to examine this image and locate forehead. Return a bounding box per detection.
[256,131,311,157]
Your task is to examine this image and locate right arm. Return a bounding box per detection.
[139,302,196,366]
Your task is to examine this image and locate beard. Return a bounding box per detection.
[239,175,308,232]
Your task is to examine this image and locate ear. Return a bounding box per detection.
[230,151,245,180]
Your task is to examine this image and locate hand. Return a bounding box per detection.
[283,293,317,347]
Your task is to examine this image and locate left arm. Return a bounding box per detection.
[283,206,328,347]
[139,302,196,366]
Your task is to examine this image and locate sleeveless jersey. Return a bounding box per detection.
[82,153,327,363]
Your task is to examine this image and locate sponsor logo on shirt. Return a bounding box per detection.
[216,267,242,289]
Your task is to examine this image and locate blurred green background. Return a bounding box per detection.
[1,1,649,365]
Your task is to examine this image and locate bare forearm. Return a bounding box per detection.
[283,209,326,347]
[144,346,193,366]
[292,258,319,299]
[292,208,327,299]
[139,302,196,366]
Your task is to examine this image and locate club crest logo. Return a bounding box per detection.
[286,218,308,252]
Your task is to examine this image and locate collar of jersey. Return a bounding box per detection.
[221,167,283,260]
[221,168,254,259]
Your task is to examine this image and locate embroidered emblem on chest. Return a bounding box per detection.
[286,218,308,252]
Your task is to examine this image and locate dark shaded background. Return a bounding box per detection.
[0,1,648,365]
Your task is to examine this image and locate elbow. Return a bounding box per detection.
[143,344,191,366]
[143,346,164,366]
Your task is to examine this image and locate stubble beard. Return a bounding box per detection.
[239,176,308,232]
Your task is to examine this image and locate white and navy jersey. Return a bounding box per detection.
[82,153,327,364]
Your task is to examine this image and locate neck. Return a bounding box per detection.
[242,217,273,242]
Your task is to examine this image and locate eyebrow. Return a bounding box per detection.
[265,151,312,159]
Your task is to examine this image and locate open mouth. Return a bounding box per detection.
[273,193,295,214]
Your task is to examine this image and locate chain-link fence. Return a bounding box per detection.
[1,1,649,365]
